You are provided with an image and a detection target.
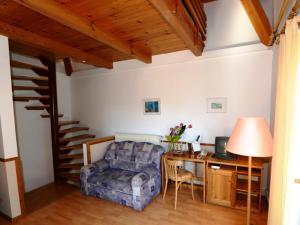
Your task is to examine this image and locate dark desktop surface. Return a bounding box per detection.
[214,153,237,161]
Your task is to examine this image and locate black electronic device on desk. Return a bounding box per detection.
[214,136,237,161]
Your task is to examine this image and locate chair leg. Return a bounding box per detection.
[175,181,178,209]
[191,178,194,200]
[163,178,169,200]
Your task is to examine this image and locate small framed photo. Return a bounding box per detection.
[144,98,160,115]
[207,98,227,113]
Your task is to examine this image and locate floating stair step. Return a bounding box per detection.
[10,60,48,71]
[13,85,49,91]
[59,134,95,143]
[59,172,80,182]
[13,96,50,102]
[60,144,83,151]
[12,75,48,81]
[40,113,64,118]
[59,153,83,159]
[59,127,89,134]
[14,98,28,102]
[58,120,80,126]
[58,163,83,170]
[25,105,50,110]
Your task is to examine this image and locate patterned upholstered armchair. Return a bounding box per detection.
[80,141,165,211]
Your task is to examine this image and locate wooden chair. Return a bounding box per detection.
[163,158,194,209]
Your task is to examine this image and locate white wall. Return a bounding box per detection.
[273,0,298,31]
[0,35,21,219]
[57,72,73,120]
[204,0,273,50]
[0,39,18,159]
[12,54,72,192]
[0,119,3,151]
[71,44,274,143]
[0,161,21,218]
[14,103,54,192]
[270,45,280,132]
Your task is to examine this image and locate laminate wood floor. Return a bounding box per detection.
[0,182,268,225]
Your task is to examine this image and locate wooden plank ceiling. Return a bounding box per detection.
[0,0,211,69]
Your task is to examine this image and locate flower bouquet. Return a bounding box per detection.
[166,123,192,152]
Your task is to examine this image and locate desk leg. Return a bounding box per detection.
[203,162,206,203]
[194,162,198,199]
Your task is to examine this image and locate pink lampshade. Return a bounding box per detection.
[226,117,273,157]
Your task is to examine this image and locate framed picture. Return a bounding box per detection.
[144,98,160,115]
[207,98,227,113]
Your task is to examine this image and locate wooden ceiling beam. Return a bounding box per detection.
[13,0,152,64]
[149,0,204,56]
[241,0,273,46]
[0,21,113,68]
[185,0,206,41]
[63,58,73,76]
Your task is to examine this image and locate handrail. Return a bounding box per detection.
[84,136,115,146]
[84,136,115,164]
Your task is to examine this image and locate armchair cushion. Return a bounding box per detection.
[88,169,139,195]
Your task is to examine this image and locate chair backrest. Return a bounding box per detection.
[164,158,183,181]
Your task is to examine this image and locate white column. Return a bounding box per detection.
[0,35,21,219]
[0,36,18,158]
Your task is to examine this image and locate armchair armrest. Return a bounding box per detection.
[131,166,160,197]
[131,172,150,197]
[132,172,150,187]
[143,166,161,195]
[131,165,161,211]
[80,160,109,194]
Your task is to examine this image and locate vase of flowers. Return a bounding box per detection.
[166,123,192,152]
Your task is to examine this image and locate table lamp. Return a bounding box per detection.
[226,117,273,225]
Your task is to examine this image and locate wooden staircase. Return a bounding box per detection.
[57,120,95,183]
[11,57,96,184]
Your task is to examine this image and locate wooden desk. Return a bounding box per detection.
[206,154,265,212]
[206,154,265,169]
[161,152,267,211]
[161,151,208,203]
